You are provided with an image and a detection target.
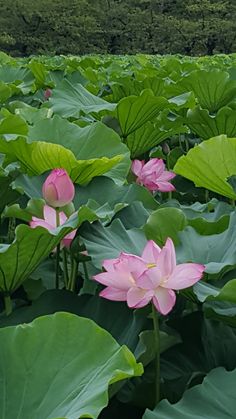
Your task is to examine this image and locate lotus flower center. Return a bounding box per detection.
[147,263,156,268]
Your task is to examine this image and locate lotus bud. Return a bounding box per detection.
[44,88,52,100]
[42,169,75,208]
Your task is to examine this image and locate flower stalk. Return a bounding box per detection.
[152,302,161,406]
[55,208,61,289]
[4,294,12,316]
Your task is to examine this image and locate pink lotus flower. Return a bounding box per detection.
[30,205,76,248]
[131,158,176,193]
[42,169,75,208]
[93,239,205,315]
[44,88,52,100]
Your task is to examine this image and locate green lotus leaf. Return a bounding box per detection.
[0,312,143,419]
[174,135,236,199]
[0,135,122,184]
[111,76,165,102]
[145,207,187,246]
[143,367,236,419]
[167,199,231,235]
[0,114,28,136]
[0,166,21,213]
[0,65,35,94]
[80,219,146,269]
[0,81,12,103]
[50,79,115,117]
[177,70,236,113]
[187,106,236,140]
[126,113,187,158]
[194,278,236,304]
[117,89,168,137]
[176,212,236,276]
[28,116,130,183]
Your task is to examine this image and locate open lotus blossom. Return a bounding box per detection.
[30,205,76,248]
[131,158,176,193]
[93,238,205,315]
[42,168,75,208]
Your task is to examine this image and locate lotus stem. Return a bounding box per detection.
[69,258,79,292]
[4,294,12,316]
[82,261,90,282]
[152,302,161,406]
[55,208,61,289]
[62,248,69,288]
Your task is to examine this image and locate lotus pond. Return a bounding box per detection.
[0,51,236,418]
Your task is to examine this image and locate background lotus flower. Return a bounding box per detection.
[42,168,75,208]
[44,88,52,100]
[131,158,176,193]
[30,205,76,248]
[94,238,205,315]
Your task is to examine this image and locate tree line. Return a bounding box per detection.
[0,0,236,56]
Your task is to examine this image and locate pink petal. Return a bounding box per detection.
[43,205,57,227]
[155,181,176,192]
[165,263,205,290]
[141,180,160,192]
[127,287,154,308]
[30,219,53,231]
[59,211,67,225]
[62,229,76,248]
[103,257,120,272]
[156,238,176,278]
[100,287,128,301]
[114,253,147,279]
[141,240,161,264]
[131,160,144,176]
[143,159,165,176]
[158,171,176,182]
[153,288,176,315]
[136,266,163,289]
[93,271,134,290]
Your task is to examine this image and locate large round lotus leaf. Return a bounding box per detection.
[0,135,122,185]
[49,79,115,117]
[174,135,236,199]
[143,367,236,419]
[0,312,143,419]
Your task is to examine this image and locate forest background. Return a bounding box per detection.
[0,0,236,57]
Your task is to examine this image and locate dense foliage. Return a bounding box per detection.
[1,0,236,56]
[1,51,236,418]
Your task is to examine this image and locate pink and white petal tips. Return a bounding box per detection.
[94,270,134,290]
[100,287,128,301]
[43,205,57,228]
[29,204,77,249]
[103,257,120,272]
[153,288,176,315]
[62,230,76,248]
[136,266,163,289]
[127,287,154,308]
[141,240,161,264]
[131,158,176,193]
[165,263,205,290]
[143,158,165,176]
[155,238,176,279]
[131,160,145,177]
[93,252,148,293]
[115,252,147,278]
[30,218,52,231]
